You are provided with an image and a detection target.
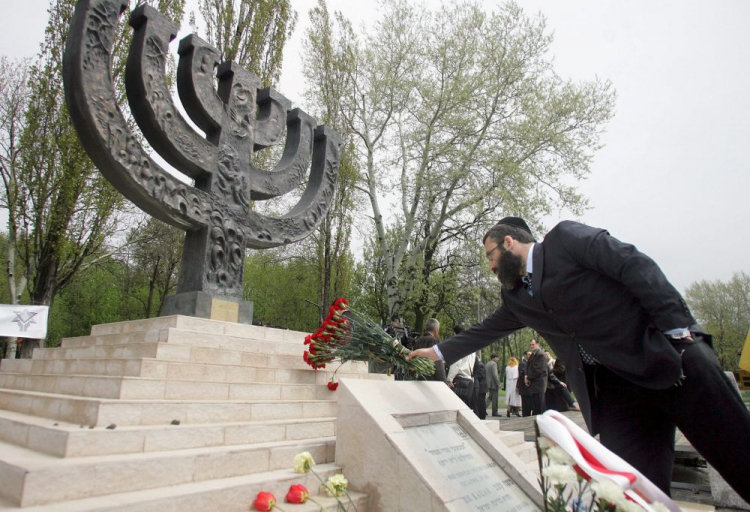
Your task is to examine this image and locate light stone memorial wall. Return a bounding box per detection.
[335,379,544,511]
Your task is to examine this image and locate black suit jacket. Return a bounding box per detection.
[437,221,701,432]
[525,348,548,394]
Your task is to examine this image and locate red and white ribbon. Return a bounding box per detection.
[536,410,680,512]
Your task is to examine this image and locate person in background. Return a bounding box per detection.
[376,315,408,376]
[525,339,548,415]
[446,325,476,407]
[413,318,449,385]
[504,356,522,417]
[517,350,532,416]
[485,354,501,417]
[472,353,487,419]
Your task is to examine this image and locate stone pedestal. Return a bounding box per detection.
[336,379,543,511]
[162,291,253,324]
[0,315,383,509]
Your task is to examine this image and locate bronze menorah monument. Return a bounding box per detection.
[63,0,341,323]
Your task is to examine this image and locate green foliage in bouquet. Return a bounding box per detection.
[303,298,435,378]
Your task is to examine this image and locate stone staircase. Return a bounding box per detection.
[483,420,540,473]
[0,316,538,510]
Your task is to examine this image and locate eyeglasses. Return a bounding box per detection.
[485,245,501,261]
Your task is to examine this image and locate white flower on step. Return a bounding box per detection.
[294,451,316,473]
[537,436,554,449]
[591,480,626,505]
[542,463,577,485]
[546,446,575,466]
[324,474,348,497]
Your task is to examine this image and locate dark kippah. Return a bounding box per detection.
[497,216,532,235]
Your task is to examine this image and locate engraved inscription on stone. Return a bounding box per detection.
[404,422,539,512]
[211,299,240,322]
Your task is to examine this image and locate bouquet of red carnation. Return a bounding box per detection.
[303,298,434,379]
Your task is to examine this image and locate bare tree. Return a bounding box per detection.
[333,0,615,318]
[0,57,31,358]
[196,0,297,86]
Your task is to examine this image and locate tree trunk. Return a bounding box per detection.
[145,255,161,318]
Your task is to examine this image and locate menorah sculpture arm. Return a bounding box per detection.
[176,30,318,202]
[63,0,207,230]
[63,0,342,316]
[176,35,224,142]
[126,5,214,180]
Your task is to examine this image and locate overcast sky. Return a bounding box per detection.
[1,0,749,294]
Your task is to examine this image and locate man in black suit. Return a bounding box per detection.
[408,217,750,500]
[517,350,532,416]
[525,339,548,415]
[413,318,448,385]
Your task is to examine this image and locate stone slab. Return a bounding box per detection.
[87,316,311,344]
[0,436,336,507]
[0,464,362,511]
[336,379,543,511]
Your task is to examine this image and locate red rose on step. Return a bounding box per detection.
[253,491,277,511]
[286,484,309,504]
[327,380,339,391]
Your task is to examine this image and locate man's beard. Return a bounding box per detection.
[496,248,524,290]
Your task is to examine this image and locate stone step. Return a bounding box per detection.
[0,388,338,427]
[22,341,370,375]
[88,315,309,345]
[60,329,167,348]
[496,429,526,448]
[33,333,306,362]
[0,464,367,511]
[62,326,312,354]
[0,372,342,400]
[481,419,500,433]
[512,441,539,464]
[0,408,338,458]
[0,436,336,507]
[1,356,374,385]
[526,459,542,475]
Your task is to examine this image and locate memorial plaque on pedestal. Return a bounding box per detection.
[404,422,536,511]
[336,379,543,512]
[162,291,253,324]
[210,299,240,323]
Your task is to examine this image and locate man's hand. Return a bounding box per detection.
[406,347,439,361]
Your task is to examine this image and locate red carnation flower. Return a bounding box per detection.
[333,298,349,309]
[253,491,277,511]
[327,380,339,391]
[285,484,309,504]
[304,335,312,345]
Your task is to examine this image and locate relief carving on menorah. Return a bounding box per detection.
[63,0,341,323]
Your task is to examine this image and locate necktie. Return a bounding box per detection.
[522,273,533,296]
